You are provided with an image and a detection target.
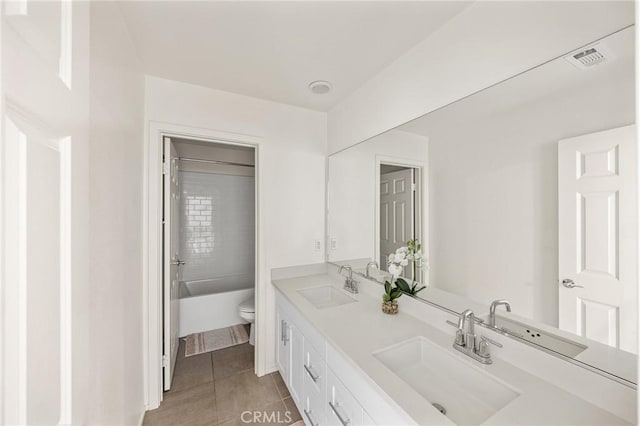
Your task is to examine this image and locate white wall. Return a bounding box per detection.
[422,57,635,326]
[327,129,428,263]
[88,2,145,424]
[327,1,634,154]
[145,76,327,375]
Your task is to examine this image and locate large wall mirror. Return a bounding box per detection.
[327,27,637,386]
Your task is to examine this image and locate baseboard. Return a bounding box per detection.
[138,410,146,426]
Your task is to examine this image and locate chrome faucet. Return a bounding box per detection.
[338,265,358,294]
[365,260,379,278]
[489,299,512,328]
[455,309,476,349]
[453,309,499,364]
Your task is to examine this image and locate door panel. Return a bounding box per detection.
[379,168,414,270]
[4,110,70,424]
[558,125,637,353]
[163,137,180,390]
[26,123,62,425]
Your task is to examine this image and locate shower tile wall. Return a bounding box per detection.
[179,171,255,282]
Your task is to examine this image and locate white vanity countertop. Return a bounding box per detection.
[272,273,630,426]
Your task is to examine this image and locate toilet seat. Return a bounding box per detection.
[238,295,256,346]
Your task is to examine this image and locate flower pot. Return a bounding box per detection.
[381,300,398,315]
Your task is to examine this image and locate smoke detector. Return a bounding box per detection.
[308,80,332,94]
[565,42,614,70]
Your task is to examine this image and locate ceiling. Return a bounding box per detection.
[118,1,472,112]
[400,27,635,138]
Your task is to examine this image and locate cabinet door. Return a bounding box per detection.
[276,309,290,383]
[326,369,364,426]
[289,323,304,404]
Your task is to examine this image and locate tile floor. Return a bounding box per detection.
[143,329,302,426]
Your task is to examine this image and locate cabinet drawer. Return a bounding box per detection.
[303,342,326,425]
[304,340,326,394]
[326,369,363,426]
[303,387,326,426]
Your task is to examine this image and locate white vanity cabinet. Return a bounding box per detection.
[276,292,382,426]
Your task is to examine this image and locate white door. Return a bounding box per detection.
[2,2,89,424]
[558,125,637,354]
[163,137,181,389]
[380,168,415,270]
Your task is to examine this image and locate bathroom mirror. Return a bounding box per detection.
[327,27,637,386]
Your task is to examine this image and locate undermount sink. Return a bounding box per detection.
[297,286,357,309]
[373,337,519,425]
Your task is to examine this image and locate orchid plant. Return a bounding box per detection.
[385,239,427,297]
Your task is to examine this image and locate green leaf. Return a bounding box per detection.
[390,289,403,300]
[412,285,426,295]
[395,278,410,293]
[384,281,391,295]
[383,294,391,302]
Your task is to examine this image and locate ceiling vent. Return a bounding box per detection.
[565,42,614,70]
[308,80,332,95]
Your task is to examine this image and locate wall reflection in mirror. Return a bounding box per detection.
[327,28,637,386]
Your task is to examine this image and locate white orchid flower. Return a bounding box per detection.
[400,259,409,266]
[388,263,403,278]
[396,246,408,254]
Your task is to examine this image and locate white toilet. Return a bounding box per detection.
[238,295,255,346]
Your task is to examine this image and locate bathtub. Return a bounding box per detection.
[178,275,254,337]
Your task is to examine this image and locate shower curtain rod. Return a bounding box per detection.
[177,157,255,168]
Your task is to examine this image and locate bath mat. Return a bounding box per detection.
[184,324,249,357]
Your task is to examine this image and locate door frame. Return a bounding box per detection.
[374,155,429,285]
[144,121,262,410]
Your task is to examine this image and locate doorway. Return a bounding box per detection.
[145,124,262,410]
[162,136,257,390]
[376,159,427,284]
